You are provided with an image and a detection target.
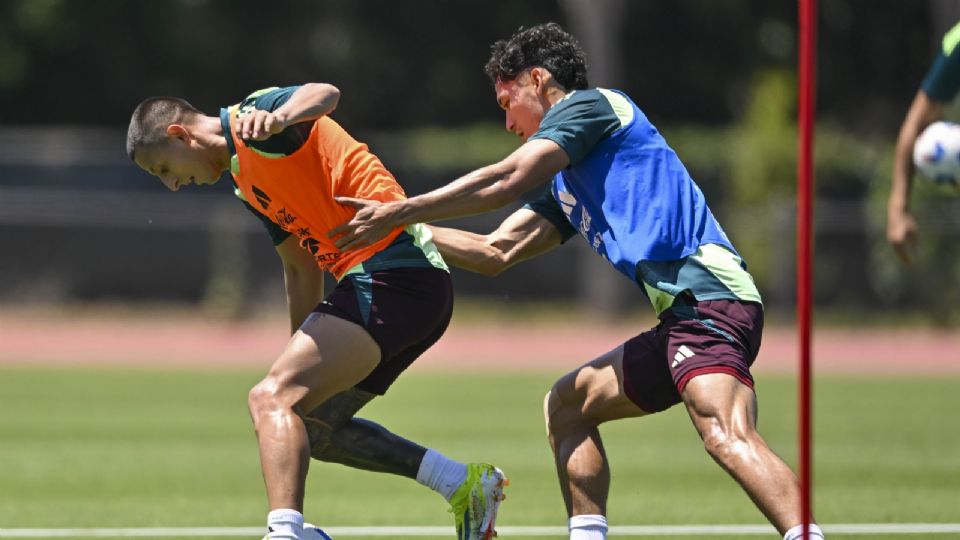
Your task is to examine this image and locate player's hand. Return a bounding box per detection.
[887,209,919,265]
[329,198,401,252]
[236,109,287,141]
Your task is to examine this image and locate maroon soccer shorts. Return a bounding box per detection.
[621,299,764,413]
[311,267,453,395]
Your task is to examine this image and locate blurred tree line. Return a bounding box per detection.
[1,0,958,323]
[0,0,940,129]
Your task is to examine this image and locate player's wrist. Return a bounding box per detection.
[887,198,910,216]
[386,199,414,224]
[887,188,911,211]
[271,111,290,132]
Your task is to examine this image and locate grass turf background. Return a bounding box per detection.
[1,367,957,538]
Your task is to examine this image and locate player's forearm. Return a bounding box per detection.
[890,91,943,213]
[429,226,507,276]
[889,134,916,214]
[393,140,564,225]
[395,162,520,225]
[428,210,563,276]
[332,140,565,252]
[274,83,341,127]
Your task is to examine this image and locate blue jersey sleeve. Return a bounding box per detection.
[922,22,960,102]
[523,188,577,243]
[528,89,622,166]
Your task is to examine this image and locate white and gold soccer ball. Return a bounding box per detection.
[913,120,960,188]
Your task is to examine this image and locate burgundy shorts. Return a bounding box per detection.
[621,299,764,413]
[311,267,453,395]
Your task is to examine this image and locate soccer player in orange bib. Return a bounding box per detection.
[126,84,506,540]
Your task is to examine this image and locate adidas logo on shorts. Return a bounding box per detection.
[671,345,695,368]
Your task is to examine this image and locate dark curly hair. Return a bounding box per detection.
[484,22,588,91]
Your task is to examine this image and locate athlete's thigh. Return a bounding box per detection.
[313,267,453,396]
[548,345,649,429]
[268,312,381,414]
[681,372,758,434]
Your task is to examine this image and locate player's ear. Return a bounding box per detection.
[531,68,544,92]
[166,124,191,142]
[531,67,553,95]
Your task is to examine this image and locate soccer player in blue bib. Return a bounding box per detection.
[332,23,823,540]
[889,21,960,265]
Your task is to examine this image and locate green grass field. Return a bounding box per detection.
[1,366,958,539]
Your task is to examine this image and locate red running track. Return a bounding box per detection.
[1,311,957,375]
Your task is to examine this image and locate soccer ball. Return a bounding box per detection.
[262,525,332,540]
[303,523,334,540]
[913,120,960,187]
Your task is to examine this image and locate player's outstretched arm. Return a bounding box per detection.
[236,82,341,141]
[331,138,570,252]
[276,235,327,334]
[888,91,943,265]
[429,208,564,276]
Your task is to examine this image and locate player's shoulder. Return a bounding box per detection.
[943,21,960,56]
[238,86,299,114]
[545,88,634,125]
[558,87,603,105]
[555,87,633,107]
[546,88,603,117]
[921,24,960,103]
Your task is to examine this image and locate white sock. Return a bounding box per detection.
[267,509,304,540]
[784,523,824,540]
[415,448,468,501]
[569,514,607,540]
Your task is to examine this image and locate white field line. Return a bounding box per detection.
[1,524,960,537]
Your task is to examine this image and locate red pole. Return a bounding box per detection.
[797,0,817,538]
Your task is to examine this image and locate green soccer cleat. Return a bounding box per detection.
[448,463,508,540]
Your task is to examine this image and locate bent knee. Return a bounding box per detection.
[543,389,557,434]
[544,384,591,437]
[701,424,759,463]
[247,377,301,418]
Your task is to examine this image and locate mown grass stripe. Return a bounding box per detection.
[1,523,959,537]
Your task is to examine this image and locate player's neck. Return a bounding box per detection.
[194,115,231,173]
[544,85,571,108]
